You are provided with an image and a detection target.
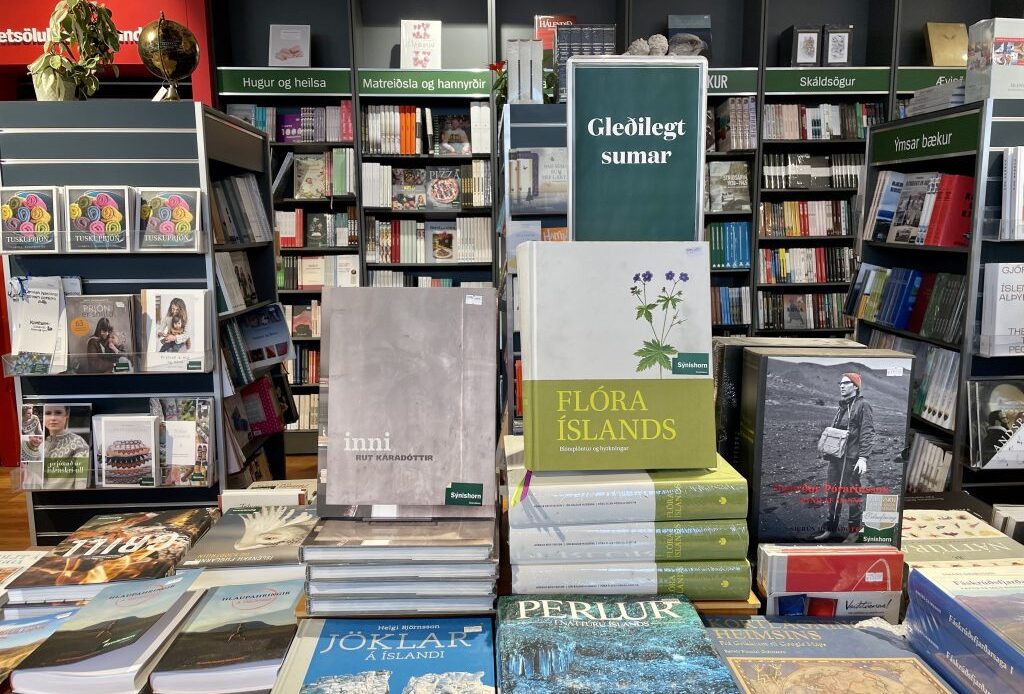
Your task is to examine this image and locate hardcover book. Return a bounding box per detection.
[426,165,462,209]
[301,519,495,563]
[0,611,77,684]
[0,187,60,253]
[65,294,137,374]
[141,289,208,372]
[95,414,159,488]
[704,616,955,693]
[901,509,1024,568]
[391,168,427,210]
[65,187,131,252]
[293,154,327,200]
[150,579,304,694]
[318,287,497,513]
[509,148,568,215]
[707,162,752,213]
[269,24,310,67]
[968,380,1024,469]
[981,262,1024,356]
[511,561,751,600]
[0,550,47,589]
[925,22,968,67]
[236,302,294,370]
[135,188,201,252]
[509,519,748,564]
[180,506,315,570]
[739,348,913,546]
[12,573,202,694]
[497,595,739,693]
[19,403,91,490]
[5,509,216,604]
[905,566,1024,694]
[149,397,213,486]
[519,241,716,471]
[425,220,456,262]
[400,20,442,69]
[507,454,748,527]
[272,617,494,694]
[303,213,330,247]
[534,15,575,69]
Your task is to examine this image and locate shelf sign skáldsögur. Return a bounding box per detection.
[569,57,707,242]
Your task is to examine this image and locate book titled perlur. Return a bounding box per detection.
[518,241,716,471]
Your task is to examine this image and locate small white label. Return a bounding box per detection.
[319,469,327,483]
[466,294,483,306]
[886,366,904,377]
[464,625,483,633]
[865,572,883,583]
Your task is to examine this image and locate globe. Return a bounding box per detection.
[138,12,200,101]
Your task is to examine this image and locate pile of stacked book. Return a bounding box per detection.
[508,241,752,602]
[300,516,498,616]
[905,564,1023,694]
[905,80,965,117]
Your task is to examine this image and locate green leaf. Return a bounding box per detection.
[633,340,677,372]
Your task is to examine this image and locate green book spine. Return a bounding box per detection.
[508,519,749,563]
[512,560,751,601]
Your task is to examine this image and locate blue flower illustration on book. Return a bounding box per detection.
[631,269,689,377]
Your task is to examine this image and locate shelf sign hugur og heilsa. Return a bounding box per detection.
[870,109,980,165]
[217,68,351,95]
[357,70,490,97]
[764,67,890,94]
[569,57,707,242]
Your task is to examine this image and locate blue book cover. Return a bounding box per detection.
[705,616,955,693]
[0,610,78,681]
[872,172,906,241]
[905,566,1024,693]
[289,617,495,693]
[497,594,739,693]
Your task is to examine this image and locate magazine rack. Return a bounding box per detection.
[0,101,285,544]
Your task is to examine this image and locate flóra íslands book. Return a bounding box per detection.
[518,241,716,471]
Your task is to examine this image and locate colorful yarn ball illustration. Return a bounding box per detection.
[70,190,124,236]
[2,191,53,237]
[140,192,195,236]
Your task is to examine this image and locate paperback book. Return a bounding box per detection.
[400,19,442,69]
[426,165,461,209]
[135,188,201,252]
[149,397,213,486]
[739,348,912,546]
[433,107,472,155]
[19,403,91,490]
[706,161,752,213]
[0,187,60,253]
[0,611,77,684]
[65,294,137,374]
[12,573,202,694]
[65,187,131,252]
[94,414,159,488]
[236,303,294,371]
[293,154,327,200]
[179,506,315,572]
[5,509,216,604]
[497,595,738,693]
[0,550,47,590]
[704,616,955,693]
[150,579,304,694]
[519,241,715,471]
[141,289,208,372]
[272,617,494,693]
[319,287,497,513]
[508,147,568,215]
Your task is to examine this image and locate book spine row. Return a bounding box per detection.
[211,175,273,244]
[283,301,321,338]
[911,345,960,431]
[712,286,751,326]
[707,221,751,268]
[228,102,353,143]
[905,431,953,493]
[367,271,493,288]
[763,101,885,140]
[511,560,752,600]
[757,291,850,331]
[274,208,358,248]
[849,267,966,344]
[759,200,851,237]
[713,97,758,152]
[508,520,749,564]
[285,393,320,432]
[555,24,616,102]
[365,216,493,264]
[277,255,360,290]
[905,570,1023,693]
[285,345,320,386]
[762,153,863,189]
[758,247,852,284]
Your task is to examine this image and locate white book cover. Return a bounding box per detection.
[401,20,442,69]
[269,24,310,67]
[98,415,159,487]
[142,289,208,372]
[982,262,1024,355]
[518,241,715,471]
[7,275,62,374]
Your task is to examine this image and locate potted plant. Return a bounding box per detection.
[28,0,120,101]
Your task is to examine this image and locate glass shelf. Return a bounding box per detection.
[3,351,215,377]
[0,229,209,255]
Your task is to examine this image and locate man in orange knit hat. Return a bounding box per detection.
[813,371,875,542]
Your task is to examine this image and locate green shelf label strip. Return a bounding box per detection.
[218,68,352,95]
[870,109,981,165]
[764,67,890,94]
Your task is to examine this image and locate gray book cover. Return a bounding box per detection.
[304,519,495,549]
[318,288,497,516]
[180,506,316,569]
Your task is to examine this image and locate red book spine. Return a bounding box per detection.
[799,200,809,236]
[931,175,974,247]
[296,209,304,247]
